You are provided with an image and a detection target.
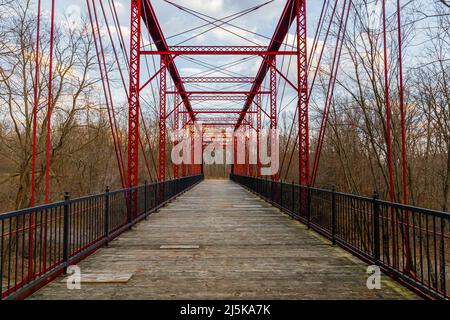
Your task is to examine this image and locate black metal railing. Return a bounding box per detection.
[231,174,450,300]
[0,175,203,300]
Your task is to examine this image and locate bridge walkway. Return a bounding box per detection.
[29,180,416,299]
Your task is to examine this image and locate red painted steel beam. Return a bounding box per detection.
[195,117,240,122]
[167,91,270,95]
[173,93,179,179]
[189,96,249,101]
[181,110,257,114]
[159,55,168,181]
[141,45,297,55]
[236,0,299,130]
[141,0,196,122]
[296,0,309,186]
[128,0,141,187]
[182,77,255,83]
[256,95,262,177]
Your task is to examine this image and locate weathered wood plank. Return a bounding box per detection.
[29,180,418,300]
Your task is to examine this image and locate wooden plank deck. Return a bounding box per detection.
[29,180,417,300]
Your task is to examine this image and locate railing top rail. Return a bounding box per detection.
[0,175,204,221]
[231,174,450,219]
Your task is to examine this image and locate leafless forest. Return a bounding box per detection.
[0,0,449,212]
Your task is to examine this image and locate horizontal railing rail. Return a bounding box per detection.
[0,175,204,300]
[230,174,450,300]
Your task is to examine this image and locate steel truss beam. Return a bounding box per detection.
[128,0,141,187]
[141,46,297,55]
[182,77,255,83]
[236,0,299,130]
[180,110,257,114]
[189,96,249,101]
[166,91,270,95]
[159,55,168,181]
[141,0,196,121]
[173,93,179,179]
[296,0,309,185]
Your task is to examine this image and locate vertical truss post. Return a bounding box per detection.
[270,59,278,181]
[159,55,168,181]
[173,91,180,179]
[256,95,262,177]
[182,105,187,177]
[128,0,141,188]
[249,108,254,177]
[233,135,238,175]
[296,0,309,186]
[190,124,194,175]
[244,123,249,176]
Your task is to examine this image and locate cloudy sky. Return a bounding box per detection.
[43,0,324,119]
[35,0,442,125]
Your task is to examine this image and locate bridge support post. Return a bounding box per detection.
[256,95,262,177]
[63,192,70,273]
[173,93,180,179]
[159,55,168,182]
[296,0,309,186]
[128,0,141,188]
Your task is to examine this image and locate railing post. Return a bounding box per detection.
[280,180,283,209]
[331,186,337,245]
[104,186,110,246]
[155,182,159,207]
[63,192,70,273]
[373,191,380,265]
[291,181,295,218]
[307,187,311,229]
[144,181,148,219]
[128,185,133,229]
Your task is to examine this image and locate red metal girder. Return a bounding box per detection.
[200,123,245,127]
[181,110,257,114]
[181,104,187,177]
[189,96,248,101]
[248,104,254,177]
[173,92,179,179]
[236,0,298,130]
[167,91,270,95]
[182,77,255,83]
[270,59,278,180]
[141,46,297,55]
[270,60,277,130]
[195,117,240,122]
[296,0,309,186]
[128,0,141,187]
[256,95,262,177]
[141,0,196,123]
[159,55,167,181]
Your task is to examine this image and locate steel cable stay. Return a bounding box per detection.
[276,0,337,181]
[92,0,128,184]
[164,0,277,47]
[311,0,352,185]
[87,0,126,188]
[96,0,158,183]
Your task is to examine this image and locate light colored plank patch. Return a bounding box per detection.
[60,273,133,284]
[159,245,200,249]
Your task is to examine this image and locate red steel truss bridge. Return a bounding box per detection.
[0,0,449,301]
